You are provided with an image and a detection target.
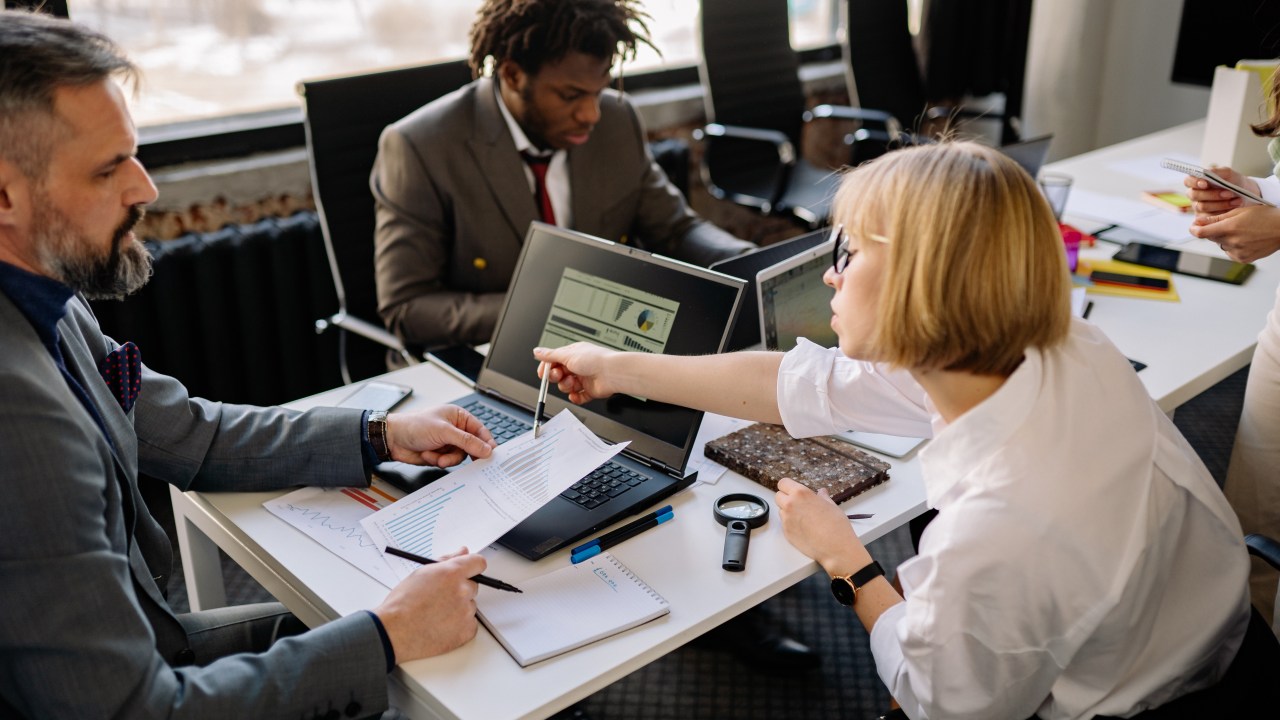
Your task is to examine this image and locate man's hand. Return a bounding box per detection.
[386,405,497,467]
[372,549,485,663]
[533,343,619,405]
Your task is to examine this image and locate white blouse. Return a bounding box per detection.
[777,319,1250,720]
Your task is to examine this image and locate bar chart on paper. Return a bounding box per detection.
[361,411,628,581]
[377,483,466,559]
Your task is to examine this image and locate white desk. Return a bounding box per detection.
[170,119,1279,719]
[170,361,926,719]
[1049,119,1280,412]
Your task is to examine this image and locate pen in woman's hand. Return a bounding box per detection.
[533,362,550,438]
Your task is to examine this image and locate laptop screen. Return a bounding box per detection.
[480,223,745,470]
[709,228,830,351]
[758,238,838,351]
[999,134,1053,179]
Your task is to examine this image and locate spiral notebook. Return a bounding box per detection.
[476,553,669,667]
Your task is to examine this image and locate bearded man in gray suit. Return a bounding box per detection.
[0,11,500,718]
[371,0,756,351]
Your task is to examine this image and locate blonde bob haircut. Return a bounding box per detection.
[832,141,1072,377]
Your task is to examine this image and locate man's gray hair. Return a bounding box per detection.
[0,9,137,179]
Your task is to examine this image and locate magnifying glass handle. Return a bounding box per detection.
[722,520,752,572]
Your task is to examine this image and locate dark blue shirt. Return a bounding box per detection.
[0,261,111,442]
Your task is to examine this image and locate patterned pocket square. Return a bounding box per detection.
[100,341,142,413]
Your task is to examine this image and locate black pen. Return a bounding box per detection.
[846,513,875,520]
[1082,300,1094,320]
[384,546,522,593]
[533,363,550,438]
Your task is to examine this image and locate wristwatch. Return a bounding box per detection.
[830,560,884,606]
[367,410,392,463]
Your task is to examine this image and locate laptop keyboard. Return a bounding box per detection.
[461,400,646,510]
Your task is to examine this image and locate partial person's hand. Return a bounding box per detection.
[774,477,867,575]
[1184,166,1259,215]
[386,405,496,467]
[533,343,619,404]
[373,549,485,663]
[1189,205,1280,263]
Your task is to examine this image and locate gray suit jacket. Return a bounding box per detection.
[371,77,754,349]
[0,292,390,719]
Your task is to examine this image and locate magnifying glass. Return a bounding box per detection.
[714,493,769,572]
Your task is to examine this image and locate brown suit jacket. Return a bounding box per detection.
[370,77,753,349]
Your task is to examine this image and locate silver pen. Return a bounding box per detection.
[533,363,550,438]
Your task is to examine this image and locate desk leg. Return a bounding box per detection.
[170,486,228,611]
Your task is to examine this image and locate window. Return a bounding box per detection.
[70,0,839,129]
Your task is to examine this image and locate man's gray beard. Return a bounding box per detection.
[35,202,153,300]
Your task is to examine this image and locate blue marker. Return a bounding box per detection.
[570,510,674,564]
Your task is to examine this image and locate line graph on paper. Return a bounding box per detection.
[264,479,404,589]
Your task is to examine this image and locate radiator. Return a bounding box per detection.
[90,211,344,407]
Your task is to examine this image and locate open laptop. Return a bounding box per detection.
[447,223,745,560]
[999,134,1053,178]
[756,236,926,459]
[708,229,830,351]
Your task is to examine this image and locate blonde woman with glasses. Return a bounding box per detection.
[534,141,1264,719]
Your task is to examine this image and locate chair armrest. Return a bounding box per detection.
[316,311,420,366]
[1246,534,1280,571]
[694,123,797,164]
[804,103,897,130]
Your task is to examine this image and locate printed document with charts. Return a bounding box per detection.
[361,410,627,581]
[477,552,670,666]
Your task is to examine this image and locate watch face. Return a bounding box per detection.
[830,576,855,606]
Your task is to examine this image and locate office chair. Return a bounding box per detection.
[841,0,1025,148]
[299,60,472,384]
[695,0,901,230]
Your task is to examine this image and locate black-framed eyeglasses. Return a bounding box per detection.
[830,224,851,274]
[830,224,890,274]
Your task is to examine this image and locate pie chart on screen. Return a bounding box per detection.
[636,309,655,332]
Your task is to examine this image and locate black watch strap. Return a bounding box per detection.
[851,559,885,589]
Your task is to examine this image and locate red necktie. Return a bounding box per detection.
[521,152,557,226]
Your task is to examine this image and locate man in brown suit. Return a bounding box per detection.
[371,0,754,351]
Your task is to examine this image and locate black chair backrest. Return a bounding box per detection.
[842,0,928,131]
[698,0,807,145]
[299,60,472,376]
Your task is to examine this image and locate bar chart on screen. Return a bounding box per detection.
[361,411,629,581]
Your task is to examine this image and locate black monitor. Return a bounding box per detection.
[1171,0,1280,87]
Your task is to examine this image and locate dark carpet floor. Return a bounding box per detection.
[153,365,1251,720]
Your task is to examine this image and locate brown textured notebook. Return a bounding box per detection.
[705,423,890,503]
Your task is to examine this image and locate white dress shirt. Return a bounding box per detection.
[1253,173,1280,204]
[496,83,572,227]
[777,319,1250,720]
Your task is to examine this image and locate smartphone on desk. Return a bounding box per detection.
[335,380,413,411]
[1112,242,1255,285]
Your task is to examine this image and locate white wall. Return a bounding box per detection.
[1023,0,1210,161]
